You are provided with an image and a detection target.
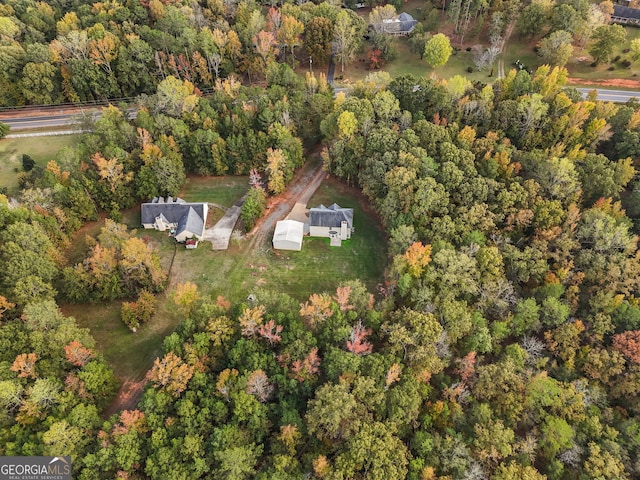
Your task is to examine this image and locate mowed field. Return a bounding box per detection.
[0,135,80,193]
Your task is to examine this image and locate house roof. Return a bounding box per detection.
[141,200,207,226]
[613,5,640,19]
[309,203,353,228]
[177,206,205,238]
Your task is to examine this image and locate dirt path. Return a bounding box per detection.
[497,20,516,79]
[247,158,326,251]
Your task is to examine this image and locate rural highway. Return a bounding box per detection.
[1,113,81,130]
[575,87,640,103]
[2,87,640,132]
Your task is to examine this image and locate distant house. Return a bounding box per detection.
[375,12,418,36]
[611,5,640,25]
[141,197,208,243]
[309,203,354,243]
[273,220,305,251]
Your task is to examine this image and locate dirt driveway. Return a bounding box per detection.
[247,159,326,250]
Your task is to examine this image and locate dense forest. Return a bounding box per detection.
[2,0,640,479]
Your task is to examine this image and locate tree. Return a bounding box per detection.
[631,38,640,61]
[381,308,443,373]
[304,17,334,65]
[589,24,626,64]
[19,62,59,105]
[246,369,274,402]
[153,76,199,117]
[492,461,547,480]
[0,121,8,139]
[576,153,635,206]
[305,381,362,442]
[333,11,360,73]
[136,140,186,200]
[299,293,333,328]
[539,30,574,67]
[171,282,200,317]
[369,5,397,33]
[121,290,156,331]
[423,33,453,68]
[612,331,640,364]
[266,147,286,194]
[11,353,38,379]
[334,422,409,480]
[91,152,134,195]
[253,30,278,75]
[147,352,194,398]
[64,341,94,367]
[346,320,373,355]
[277,15,304,67]
[241,186,266,231]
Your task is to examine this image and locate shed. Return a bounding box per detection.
[273,220,305,251]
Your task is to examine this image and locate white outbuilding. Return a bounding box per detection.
[273,220,304,251]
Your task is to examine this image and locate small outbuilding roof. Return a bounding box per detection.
[309,203,354,228]
[273,220,305,251]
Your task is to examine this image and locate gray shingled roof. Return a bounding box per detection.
[613,5,640,20]
[141,201,207,227]
[309,203,353,229]
[398,12,418,32]
[177,206,204,238]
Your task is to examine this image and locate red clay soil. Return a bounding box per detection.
[567,77,640,89]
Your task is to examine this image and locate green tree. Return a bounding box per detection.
[589,24,626,64]
[334,422,409,480]
[492,461,547,480]
[631,37,640,61]
[518,1,550,39]
[539,30,574,67]
[333,10,362,73]
[0,121,8,139]
[423,33,453,68]
[241,186,266,231]
[305,381,363,442]
[576,153,635,206]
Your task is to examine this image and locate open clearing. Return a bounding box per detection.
[0,135,80,193]
[62,167,387,411]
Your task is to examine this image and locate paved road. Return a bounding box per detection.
[576,87,640,103]
[4,86,639,134]
[1,114,79,130]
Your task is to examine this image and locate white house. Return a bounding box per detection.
[141,197,208,242]
[309,203,354,242]
[273,219,305,251]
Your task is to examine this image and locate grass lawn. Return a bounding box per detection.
[179,175,248,205]
[197,177,388,303]
[0,135,80,193]
[252,179,387,300]
[61,298,178,382]
[334,14,640,89]
[565,27,640,83]
[58,174,250,383]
